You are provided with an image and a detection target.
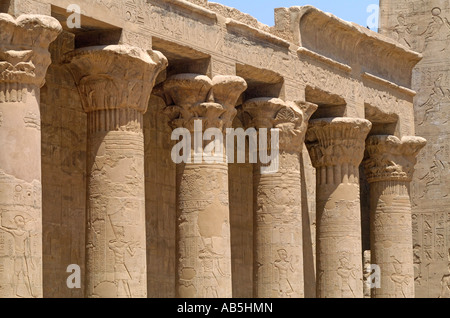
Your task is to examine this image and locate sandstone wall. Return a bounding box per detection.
[380,0,450,298]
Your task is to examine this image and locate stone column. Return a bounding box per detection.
[162,73,247,298]
[363,135,426,298]
[0,14,61,298]
[67,45,167,298]
[306,117,372,298]
[242,98,317,298]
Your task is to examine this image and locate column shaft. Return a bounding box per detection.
[364,135,426,298]
[162,73,247,298]
[253,153,303,297]
[243,98,317,298]
[316,163,363,298]
[0,14,61,298]
[177,160,232,297]
[306,117,372,298]
[67,45,167,298]
[370,180,413,297]
[86,109,147,298]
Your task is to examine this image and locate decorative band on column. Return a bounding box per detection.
[87,108,144,134]
[315,163,360,186]
[0,83,32,103]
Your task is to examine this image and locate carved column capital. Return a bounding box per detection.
[162,73,247,131]
[66,45,168,114]
[242,97,318,152]
[306,117,372,168]
[363,135,427,183]
[0,14,61,91]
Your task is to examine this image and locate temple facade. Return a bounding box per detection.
[0,0,432,298]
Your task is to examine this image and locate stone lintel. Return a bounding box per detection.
[225,18,291,49]
[279,5,422,88]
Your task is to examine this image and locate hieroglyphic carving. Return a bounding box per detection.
[23,112,40,130]
[162,73,246,298]
[8,0,50,15]
[306,117,371,298]
[124,0,145,25]
[242,97,316,298]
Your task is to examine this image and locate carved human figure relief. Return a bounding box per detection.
[390,259,410,298]
[419,7,450,52]
[418,74,449,126]
[393,14,417,48]
[108,223,138,298]
[0,213,35,298]
[273,249,295,298]
[337,253,357,298]
[199,242,227,298]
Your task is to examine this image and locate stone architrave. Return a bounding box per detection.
[363,135,426,298]
[0,14,61,298]
[306,117,372,298]
[162,73,247,298]
[67,45,167,298]
[242,97,317,298]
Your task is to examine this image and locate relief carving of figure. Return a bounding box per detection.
[391,260,409,298]
[419,7,450,52]
[418,74,449,125]
[393,15,417,48]
[0,214,35,298]
[108,224,138,298]
[439,263,450,298]
[199,242,226,298]
[273,249,295,297]
[337,254,357,298]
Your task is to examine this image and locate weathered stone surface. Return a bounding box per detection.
[364,135,426,298]
[163,73,246,298]
[379,0,450,298]
[0,13,61,298]
[242,98,317,298]
[0,0,428,299]
[306,117,372,298]
[66,45,167,298]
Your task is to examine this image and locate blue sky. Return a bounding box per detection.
[212,1,380,30]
